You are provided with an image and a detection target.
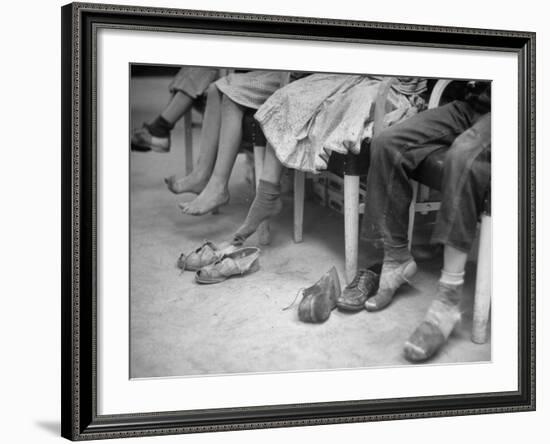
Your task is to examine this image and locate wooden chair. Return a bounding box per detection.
[406,80,492,344]
[293,78,492,344]
[292,78,396,283]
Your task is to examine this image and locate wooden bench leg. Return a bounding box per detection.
[344,174,360,284]
[253,145,271,245]
[407,180,419,251]
[184,109,194,175]
[472,214,492,344]
[293,171,305,243]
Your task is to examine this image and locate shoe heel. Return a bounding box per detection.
[402,260,418,284]
[248,258,260,274]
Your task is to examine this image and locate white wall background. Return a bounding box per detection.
[0,0,545,443]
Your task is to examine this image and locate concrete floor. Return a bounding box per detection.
[129,75,491,379]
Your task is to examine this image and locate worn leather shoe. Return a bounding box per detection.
[177,241,237,271]
[195,247,261,284]
[298,267,341,323]
[336,269,379,312]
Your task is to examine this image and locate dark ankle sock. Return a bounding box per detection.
[233,180,282,244]
[146,115,174,138]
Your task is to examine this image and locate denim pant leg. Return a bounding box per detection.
[431,113,491,252]
[361,100,478,264]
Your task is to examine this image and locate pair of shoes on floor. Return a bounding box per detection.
[178,241,260,284]
[131,125,171,153]
[295,267,380,323]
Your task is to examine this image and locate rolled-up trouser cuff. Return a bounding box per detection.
[168,67,220,99]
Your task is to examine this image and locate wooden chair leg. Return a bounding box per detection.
[418,184,431,214]
[293,171,305,243]
[253,145,271,245]
[472,214,492,344]
[344,174,360,284]
[407,180,419,251]
[184,109,194,175]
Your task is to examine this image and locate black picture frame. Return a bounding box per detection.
[61,2,536,440]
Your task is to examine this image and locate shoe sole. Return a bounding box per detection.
[130,143,151,152]
[194,259,260,285]
[130,142,170,153]
[336,301,365,312]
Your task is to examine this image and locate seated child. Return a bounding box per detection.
[131,66,220,153]
[166,70,293,215]
[229,74,428,244]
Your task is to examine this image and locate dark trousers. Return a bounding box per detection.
[361,100,491,263]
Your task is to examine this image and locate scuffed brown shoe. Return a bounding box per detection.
[177,241,236,272]
[298,267,341,323]
[336,269,379,312]
[195,247,261,284]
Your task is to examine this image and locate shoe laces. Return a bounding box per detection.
[347,269,368,292]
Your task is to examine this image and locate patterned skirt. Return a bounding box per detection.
[254,74,426,173]
[215,71,285,110]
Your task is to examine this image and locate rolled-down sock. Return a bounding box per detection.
[233,180,282,245]
[404,273,464,362]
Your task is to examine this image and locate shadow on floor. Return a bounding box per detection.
[129,75,491,379]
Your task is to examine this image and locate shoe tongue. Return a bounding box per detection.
[303,283,322,297]
[350,271,365,287]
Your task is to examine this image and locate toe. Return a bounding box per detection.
[189,206,206,216]
[364,300,378,311]
[403,341,428,362]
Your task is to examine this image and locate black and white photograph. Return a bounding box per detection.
[58,2,536,440]
[129,65,492,378]
[3,0,547,441]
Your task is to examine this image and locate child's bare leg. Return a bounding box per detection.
[232,146,284,244]
[404,245,467,362]
[180,95,244,215]
[165,85,222,194]
[442,245,468,274]
[161,91,194,123]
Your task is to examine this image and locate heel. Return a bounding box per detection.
[248,258,260,274]
[402,260,418,284]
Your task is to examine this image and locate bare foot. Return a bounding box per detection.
[179,181,230,215]
[164,171,208,195]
